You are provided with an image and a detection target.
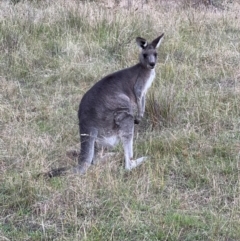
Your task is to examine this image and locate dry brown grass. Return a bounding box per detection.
[0,0,240,240]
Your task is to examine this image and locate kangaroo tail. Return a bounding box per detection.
[37,166,71,178]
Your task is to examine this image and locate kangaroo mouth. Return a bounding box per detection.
[147,65,155,69]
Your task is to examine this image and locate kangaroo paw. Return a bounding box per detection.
[134,119,140,124]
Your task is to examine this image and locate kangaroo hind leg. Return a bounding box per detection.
[115,110,147,171]
[74,128,97,174]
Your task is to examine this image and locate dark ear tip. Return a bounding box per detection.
[136,37,148,49]
[136,37,142,42]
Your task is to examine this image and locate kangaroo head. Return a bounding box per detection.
[136,33,164,70]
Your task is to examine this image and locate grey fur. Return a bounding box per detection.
[75,33,164,174]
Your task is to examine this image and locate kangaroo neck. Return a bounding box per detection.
[133,63,154,86]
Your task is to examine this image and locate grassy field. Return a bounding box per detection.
[0,0,240,240]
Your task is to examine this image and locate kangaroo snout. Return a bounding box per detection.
[149,62,155,69]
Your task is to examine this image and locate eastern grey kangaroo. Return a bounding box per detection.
[75,33,164,174]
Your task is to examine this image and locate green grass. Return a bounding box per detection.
[1,0,240,240]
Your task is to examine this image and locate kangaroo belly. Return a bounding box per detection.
[97,135,119,148]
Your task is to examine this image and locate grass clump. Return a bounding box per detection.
[0,0,240,240]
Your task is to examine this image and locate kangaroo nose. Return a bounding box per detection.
[149,62,155,68]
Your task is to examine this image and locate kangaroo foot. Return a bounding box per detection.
[126,156,148,170]
[73,162,91,175]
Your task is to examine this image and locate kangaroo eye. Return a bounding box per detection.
[143,54,147,58]
[154,53,157,57]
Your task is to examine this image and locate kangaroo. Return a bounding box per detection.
[75,33,164,174]
[42,33,164,178]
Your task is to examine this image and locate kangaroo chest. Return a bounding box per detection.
[142,69,156,95]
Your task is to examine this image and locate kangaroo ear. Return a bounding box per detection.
[136,37,148,49]
[151,33,164,49]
